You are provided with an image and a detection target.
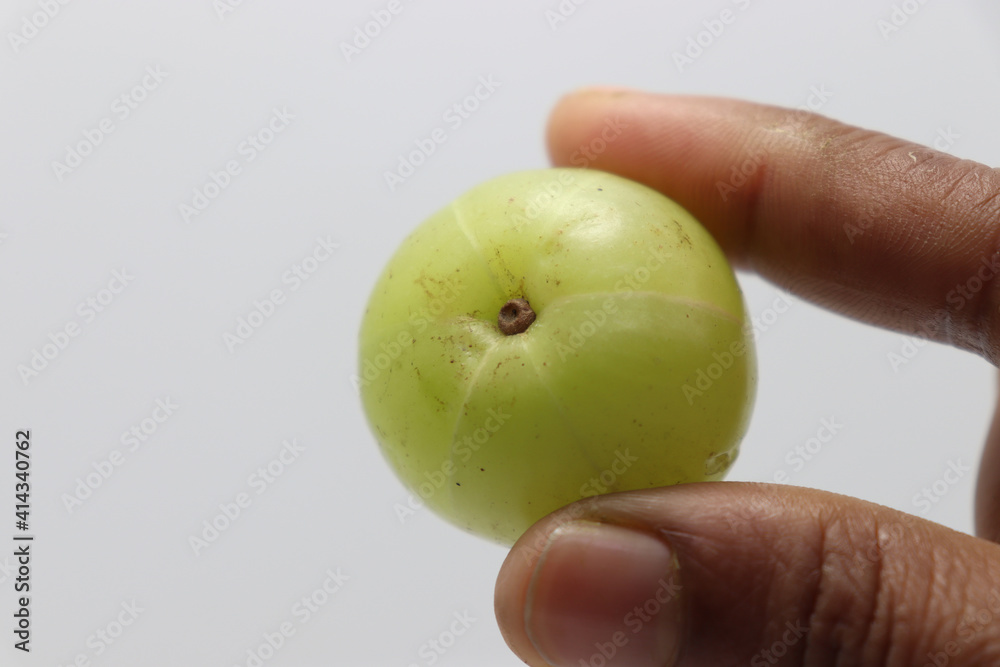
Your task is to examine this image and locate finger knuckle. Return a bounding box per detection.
[801,513,933,666]
[939,164,1000,358]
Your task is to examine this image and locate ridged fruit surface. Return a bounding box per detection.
[359,168,756,545]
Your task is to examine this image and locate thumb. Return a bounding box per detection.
[495,483,1000,666]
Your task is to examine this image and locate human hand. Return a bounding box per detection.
[494,90,1000,667]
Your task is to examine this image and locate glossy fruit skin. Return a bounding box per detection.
[359,168,756,545]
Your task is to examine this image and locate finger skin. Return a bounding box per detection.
[546,89,1000,545]
[496,483,1000,667]
[546,91,1000,365]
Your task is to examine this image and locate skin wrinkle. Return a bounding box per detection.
[770,519,825,665]
[881,552,912,667]
[713,496,825,664]
[803,511,860,666]
[964,238,1000,360]
[852,518,891,667]
[962,172,1000,359]
[939,170,1000,357]
[742,132,957,345]
[833,141,946,265]
[831,147,991,353]
[782,505,970,666]
[901,159,990,261]
[920,540,979,665]
[967,548,1000,658]
[893,526,995,666]
[873,151,998,248]
[746,110,992,360]
[975,178,1000,217]
[923,544,957,662]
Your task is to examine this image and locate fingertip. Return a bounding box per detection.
[545,86,642,167]
[496,517,682,667]
[495,513,558,666]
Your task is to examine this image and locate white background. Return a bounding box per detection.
[1,1,999,665]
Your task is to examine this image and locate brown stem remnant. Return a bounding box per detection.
[498,298,535,335]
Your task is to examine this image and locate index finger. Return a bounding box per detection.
[546,90,1000,364]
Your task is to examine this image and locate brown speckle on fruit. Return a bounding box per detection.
[672,221,693,247]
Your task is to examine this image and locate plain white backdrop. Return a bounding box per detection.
[1,1,999,665]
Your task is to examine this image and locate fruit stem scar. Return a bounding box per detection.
[498,298,535,335]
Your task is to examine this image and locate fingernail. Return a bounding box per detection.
[525,521,682,667]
